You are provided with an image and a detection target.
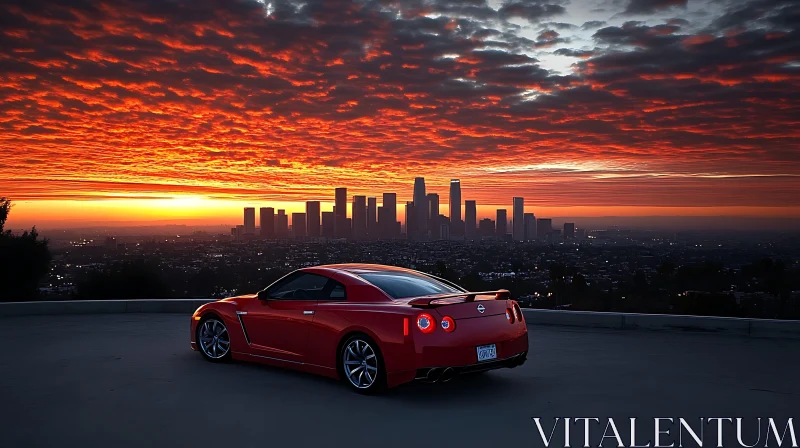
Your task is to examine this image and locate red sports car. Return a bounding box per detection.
[190,263,528,393]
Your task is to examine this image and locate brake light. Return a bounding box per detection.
[513,303,523,322]
[403,317,409,336]
[506,308,515,324]
[417,313,435,334]
[440,316,456,332]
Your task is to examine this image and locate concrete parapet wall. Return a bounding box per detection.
[0,299,215,317]
[522,308,800,339]
[1,300,799,339]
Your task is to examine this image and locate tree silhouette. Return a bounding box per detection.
[0,198,52,301]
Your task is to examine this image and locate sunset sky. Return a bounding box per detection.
[1,0,798,228]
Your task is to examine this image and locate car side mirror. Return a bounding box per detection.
[257,290,270,301]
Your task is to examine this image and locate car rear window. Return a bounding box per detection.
[358,271,462,299]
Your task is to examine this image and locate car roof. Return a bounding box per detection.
[305,263,419,275]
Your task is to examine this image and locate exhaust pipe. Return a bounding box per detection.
[425,368,442,383]
[440,367,455,383]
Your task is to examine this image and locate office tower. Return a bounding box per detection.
[524,213,536,241]
[512,197,524,241]
[478,218,495,238]
[537,218,552,241]
[564,222,575,239]
[335,187,347,238]
[437,214,449,240]
[376,206,384,237]
[367,197,377,239]
[276,210,288,237]
[292,212,306,238]
[352,195,367,240]
[427,193,439,239]
[464,200,477,239]
[449,179,462,236]
[243,207,256,235]
[405,201,415,239]
[321,211,335,238]
[412,177,427,241]
[260,207,274,237]
[234,225,245,241]
[496,209,507,237]
[305,201,320,238]
[381,193,397,239]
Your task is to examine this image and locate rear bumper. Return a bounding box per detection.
[414,351,528,382]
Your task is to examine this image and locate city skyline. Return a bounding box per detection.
[231,176,575,242]
[2,0,799,229]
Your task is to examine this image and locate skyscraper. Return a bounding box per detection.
[381,193,397,239]
[524,213,535,241]
[335,187,347,238]
[243,207,255,235]
[276,210,288,237]
[306,201,320,238]
[537,218,553,241]
[376,206,384,237]
[427,193,439,239]
[496,209,507,237]
[321,211,335,238]
[412,177,427,241]
[478,218,495,238]
[291,212,306,238]
[449,179,462,236]
[512,197,524,241]
[405,201,415,238]
[464,200,477,239]
[564,222,575,239]
[352,195,367,240]
[260,207,274,237]
[367,197,377,239]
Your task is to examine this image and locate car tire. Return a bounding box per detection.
[339,334,387,394]
[197,316,232,362]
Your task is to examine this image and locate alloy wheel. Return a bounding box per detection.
[199,319,230,359]
[342,339,379,389]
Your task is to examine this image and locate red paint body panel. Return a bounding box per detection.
[190,264,529,389]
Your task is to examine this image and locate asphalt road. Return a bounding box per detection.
[1,314,798,448]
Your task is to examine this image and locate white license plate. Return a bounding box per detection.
[476,344,497,362]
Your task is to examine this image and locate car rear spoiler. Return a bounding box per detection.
[408,290,511,308]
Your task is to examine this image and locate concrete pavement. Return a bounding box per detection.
[1,314,797,448]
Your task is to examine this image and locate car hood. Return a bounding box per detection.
[219,294,257,303]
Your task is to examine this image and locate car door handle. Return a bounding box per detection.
[303,310,314,315]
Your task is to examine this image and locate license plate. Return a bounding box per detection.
[476,344,497,362]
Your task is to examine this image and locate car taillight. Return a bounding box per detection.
[513,303,522,322]
[506,308,515,324]
[440,316,456,332]
[417,312,435,334]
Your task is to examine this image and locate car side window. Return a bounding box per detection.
[267,273,330,300]
[326,282,347,300]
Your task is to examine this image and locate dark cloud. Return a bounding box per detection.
[581,20,606,30]
[498,0,566,22]
[554,48,594,58]
[623,0,688,15]
[712,0,798,31]
[667,18,689,26]
[541,21,578,30]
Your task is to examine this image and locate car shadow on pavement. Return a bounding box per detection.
[381,371,523,402]
[185,351,526,402]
